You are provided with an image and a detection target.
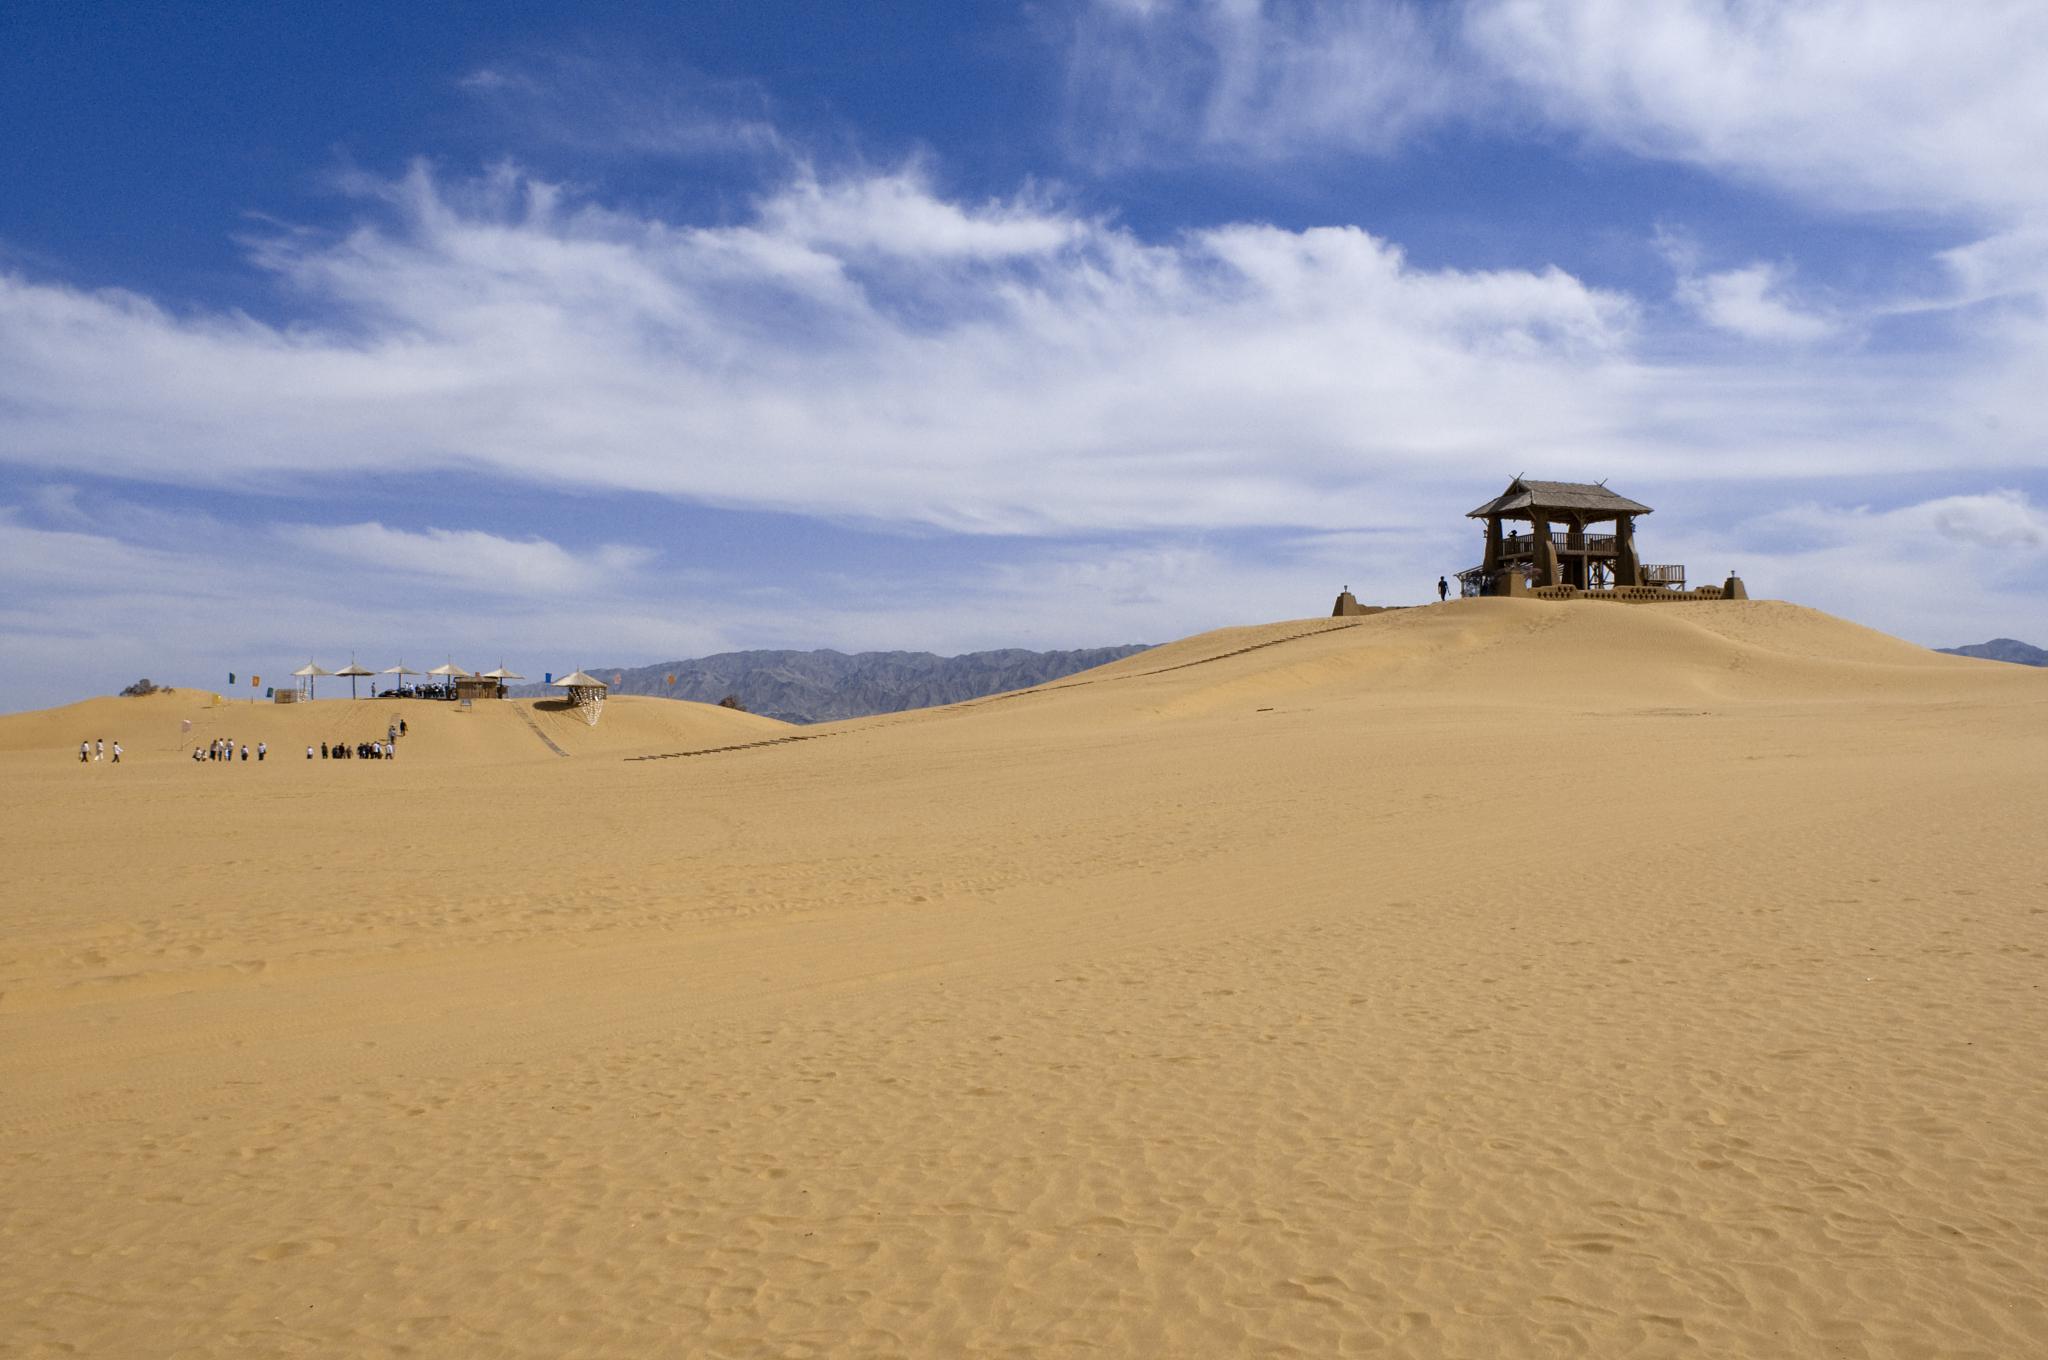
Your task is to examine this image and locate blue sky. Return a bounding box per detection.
[4,1,2046,709]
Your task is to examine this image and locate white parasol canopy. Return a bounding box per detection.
[292,661,334,699]
[480,664,525,680]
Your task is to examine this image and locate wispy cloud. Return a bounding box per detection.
[1064,0,1466,165]
[3,158,2041,543]
[1073,2,2048,224]
[456,49,790,163]
[281,522,654,594]
[1691,490,2048,645]
[1466,0,2048,222]
[1676,262,1837,344]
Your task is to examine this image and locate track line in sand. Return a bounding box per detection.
[511,706,571,758]
[622,619,1367,763]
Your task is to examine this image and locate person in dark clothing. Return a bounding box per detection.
[1437,575,1449,602]
[321,741,328,759]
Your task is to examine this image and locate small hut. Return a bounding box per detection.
[551,669,609,727]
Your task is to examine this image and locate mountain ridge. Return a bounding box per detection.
[511,645,1155,724]
[1937,638,2048,667]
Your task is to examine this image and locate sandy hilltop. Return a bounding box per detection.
[3,599,2046,1357]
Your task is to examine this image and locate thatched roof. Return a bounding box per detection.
[1467,478,1653,519]
[552,670,609,689]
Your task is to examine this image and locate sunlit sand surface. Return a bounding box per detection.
[4,600,2045,1356]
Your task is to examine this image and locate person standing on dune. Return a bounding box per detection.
[1438,576,1449,603]
[80,740,88,764]
[111,741,121,763]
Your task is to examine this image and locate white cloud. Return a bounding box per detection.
[1921,491,2048,551]
[1065,0,1463,164]
[281,522,654,594]
[1465,0,2048,220]
[1064,1,2048,226]
[0,162,1681,536]
[455,52,788,163]
[759,170,1086,260]
[3,154,2044,543]
[1693,489,2048,646]
[4,159,2043,543]
[1676,262,1836,343]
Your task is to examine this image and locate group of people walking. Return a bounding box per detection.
[194,738,263,763]
[80,718,415,768]
[310,719,407,763]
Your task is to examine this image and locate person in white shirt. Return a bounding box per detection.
[111,741,122,763]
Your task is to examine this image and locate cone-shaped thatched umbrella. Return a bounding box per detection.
[426,661,466,700]
[480,664,524,700]
[292,661,334,700]
[382,662,421,698]
[334,657,375,700]
[552,670,609,725]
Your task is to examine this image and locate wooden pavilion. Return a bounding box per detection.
[1461,478,1685,597]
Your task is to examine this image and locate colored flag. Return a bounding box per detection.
[613,672,623,686]
[251,675,260,687]
[665,673,675,687]
[228,672,236,685]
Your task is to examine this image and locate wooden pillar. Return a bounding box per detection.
[1564,517,1586,588]
[1530,515,1555,588]
[1614,514,1640,586]
[1483,515,1502,573]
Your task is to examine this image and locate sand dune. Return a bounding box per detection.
[3,600,2045,1357]
[0,688,786,766]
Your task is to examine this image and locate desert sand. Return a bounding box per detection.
[2,599,2045,1357]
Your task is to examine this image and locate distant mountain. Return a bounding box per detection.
[513,645,1155,724]
[1937,638,2048,667]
